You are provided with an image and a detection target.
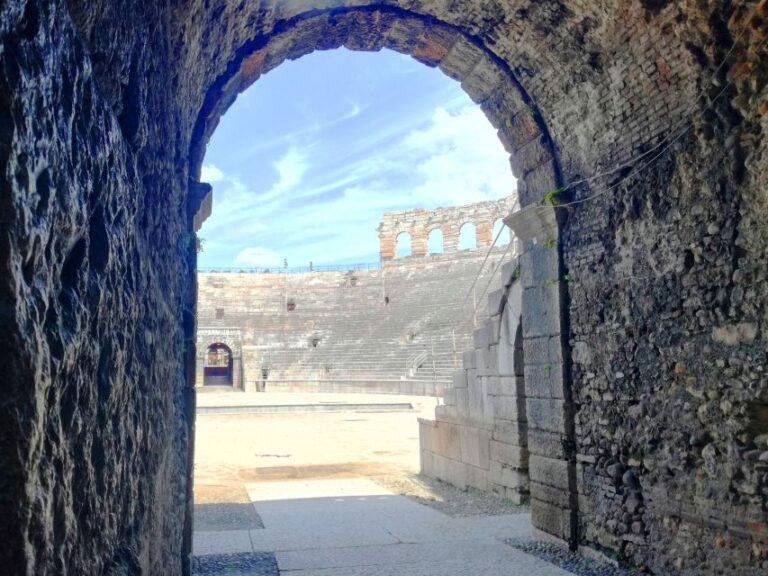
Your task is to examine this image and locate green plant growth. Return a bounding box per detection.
[543,237,557,249]
[542,187,564,206]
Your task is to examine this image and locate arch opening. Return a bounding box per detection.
[458,222,477,250]
[187,4,571,566]
[395,232,412,258]
[203,343,233,386]
[427,228,444,254]
[492,218,510,246]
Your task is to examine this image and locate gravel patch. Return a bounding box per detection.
[506,539,647,576]
[192,552,278,575]
[374,473,529,517]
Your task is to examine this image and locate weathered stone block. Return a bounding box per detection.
[485,375,502,396]
[462,349,477,369]
[529,455,570,491]
[500,375,525,397]
[452,370,468,389]
[526,398,566,434]
[490,440,528,469]
[531,499,574,543]
[493,395,526,422]
[460,56,505,104]
[521,245,560,289]
[430,453,468,489]
[419,419,437,453]
[455,388,469,414]
[520,161,559,206]
[522,336,563,365]
[524,363,565,400]
[434,421,462,461]
[528,429,565,459]
[460,426,491,469]
[468,377,486,422]
[489,460,528,489]
[473,323,493,349]
[437,36,483,81]
[531,481,572,508]
[493,418,527,446]
[522,284,562,338]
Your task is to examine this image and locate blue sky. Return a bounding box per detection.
[198,48,516,268]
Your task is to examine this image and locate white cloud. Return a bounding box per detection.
[201,163,225,183]
[400,105,516,205]
[342,103,362,120]
[260,146,310,202]
[234,246,282,267]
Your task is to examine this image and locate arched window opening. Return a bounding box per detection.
[204,343,233,386]
[428,229,444,254]
[493,218,510,246]
[396,232,412,258]
[459,222,477,250]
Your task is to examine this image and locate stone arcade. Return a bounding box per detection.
[0,1,766,575]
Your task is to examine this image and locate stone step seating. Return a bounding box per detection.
[198,250,510,393]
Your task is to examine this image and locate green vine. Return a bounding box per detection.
[542,187,565,206]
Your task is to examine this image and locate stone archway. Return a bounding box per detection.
[202,343,233,386]
[2,1,766,575]
[183,11,575,554]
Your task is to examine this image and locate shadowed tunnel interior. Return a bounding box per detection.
[0,1,766,574]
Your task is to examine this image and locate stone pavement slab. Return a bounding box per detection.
[238,478,573,575]
[194,529,253,556]
[195,502,264,531]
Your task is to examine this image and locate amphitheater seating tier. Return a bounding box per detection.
[197,248,513,393]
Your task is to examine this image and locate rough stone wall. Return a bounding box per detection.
[557,6,768,574]
[378,196,517,260]
[0,0,192,574]
[420,257,529,503]
[2,0,766,574]
[564,115,768,571]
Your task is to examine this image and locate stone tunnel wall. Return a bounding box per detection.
[1,0,766,574]
[378,196,517,260]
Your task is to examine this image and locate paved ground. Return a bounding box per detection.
[192,392,619,575]
[194,477,571,575]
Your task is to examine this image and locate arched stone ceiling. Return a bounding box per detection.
[185,7,561,211]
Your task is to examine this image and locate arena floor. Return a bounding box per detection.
[192,392,631,575]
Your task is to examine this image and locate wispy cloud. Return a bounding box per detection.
[201,163,225,183]
[234,246,282,267]
[197,48,516,268]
